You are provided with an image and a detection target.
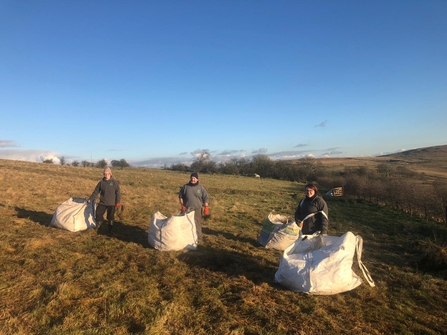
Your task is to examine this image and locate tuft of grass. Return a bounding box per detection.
[0,159,447,334]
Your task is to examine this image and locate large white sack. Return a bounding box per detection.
[274,232,375,295]
[148,211,198,251]
[257,212,299,250]
[50,197,97,232]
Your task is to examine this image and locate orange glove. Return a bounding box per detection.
[116,203,121,207]
[204,206,210,215]
[181,205,187,213]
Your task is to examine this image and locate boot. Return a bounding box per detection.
[108,220,113,234]
[96,221,103,232]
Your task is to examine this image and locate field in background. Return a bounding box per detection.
[316,145,447,180]
[0,158,446,334]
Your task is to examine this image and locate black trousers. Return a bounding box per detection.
[96,204,116,223]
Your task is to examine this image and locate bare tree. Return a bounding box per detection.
[111,159,130,169]
[96,159,108,169]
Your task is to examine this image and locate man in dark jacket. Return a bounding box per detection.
[179,172,209,242]
[88,167,121,234]
[294,182,328,235]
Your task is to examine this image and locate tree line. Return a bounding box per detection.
[168,151,447,224]
[42,151,447,223]
[43,157,130,169]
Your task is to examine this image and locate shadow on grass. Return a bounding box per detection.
[96,221,150,248]
[202,227,259,247]
[177,244,279,286]
[15,206,53,226]
[14,206,151,248]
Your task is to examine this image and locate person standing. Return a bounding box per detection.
[179,172,209,242]
[87,167,121,234]
[294,182,328,235]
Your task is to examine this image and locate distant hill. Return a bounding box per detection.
[380,144,447,161]
[310,144,447,180]
[378,145,447,178]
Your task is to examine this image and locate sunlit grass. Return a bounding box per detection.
[0,159,446,334]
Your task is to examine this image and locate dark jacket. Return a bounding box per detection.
[294,195,329,235]
[89,177,121,206]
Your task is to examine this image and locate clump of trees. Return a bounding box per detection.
[44,156,130,170]
[111,159,130,169]
[169,151,322,182]
[169,152,447,224]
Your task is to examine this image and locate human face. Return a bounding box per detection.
[104,172,111,180]
[190,176,198,184]
[305,187,315,198]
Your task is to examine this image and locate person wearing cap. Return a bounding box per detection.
[87,166,121,234]
[294,182,329,235]
[179,172,209,242]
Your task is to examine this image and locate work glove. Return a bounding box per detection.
[181,205,187,213]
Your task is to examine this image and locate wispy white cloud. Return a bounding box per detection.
[0,149,61,164]
[0,140,19,148]
[252,148,267,154]
[268,150,310,160]
[314,120,327,128]
[218,149,245,156]
[322,147,343,155]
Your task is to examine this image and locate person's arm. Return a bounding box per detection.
[115,181,121,205]
[88,182,101,202]
[201,186,209,206]
[318,198,329,235]
[179,186,187,212]
[294,199,303,226]
[179,185,185,205]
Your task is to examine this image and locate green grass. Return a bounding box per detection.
[0,159,446,334]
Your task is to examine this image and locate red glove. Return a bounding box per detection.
[116,203,121,207]
[181,205,187,213]
[204,206,210,215]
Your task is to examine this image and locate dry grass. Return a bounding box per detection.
[0,159,446,335]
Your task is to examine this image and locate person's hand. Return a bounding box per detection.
[181,205,187,213]
[116,203,121,208]
[204,206,210,216]
[85,199,91,205]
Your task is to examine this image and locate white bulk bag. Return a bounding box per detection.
[50,197,97,232]
[274,231,375,295]
[257,212,299,250]
[148,211,198,251]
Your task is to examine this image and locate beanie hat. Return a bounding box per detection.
[190,172,199,179]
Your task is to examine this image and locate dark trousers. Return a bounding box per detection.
[96,204,116,223]
[193,208,203,241]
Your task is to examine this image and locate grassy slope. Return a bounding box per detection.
[0,159,446,335]
[317,145,447,180]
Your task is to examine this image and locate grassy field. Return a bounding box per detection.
[0,159,446,335]
[316,145,447,180]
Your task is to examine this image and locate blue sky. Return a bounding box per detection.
[1,1,446,167]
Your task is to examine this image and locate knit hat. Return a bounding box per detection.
[190,172,199,179]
